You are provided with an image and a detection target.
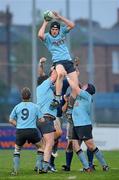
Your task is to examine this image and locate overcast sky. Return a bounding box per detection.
[0,0,119,28]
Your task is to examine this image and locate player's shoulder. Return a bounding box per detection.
[31,102,39,110]
[60,24,69,33]
[79,89,91,100]
[14,102,22,109]
[45,32,50,38]
[28,102,37,106]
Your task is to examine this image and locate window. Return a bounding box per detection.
[114,84,119,92]
[112,51,119,74]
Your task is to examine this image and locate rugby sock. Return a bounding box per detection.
[76,149,89,169]
[36,151,44,170]
[93,147,107,166]
[50,139,59,167]
[50,155,55,167]
[53,139,59,154]
[13,153,20,172]
[43,161,49,172]
[87,149,94,167]
[66,151,73,168]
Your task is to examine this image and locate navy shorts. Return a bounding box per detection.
[38,117,55,134]
[53,60,75,74]
[72,125,93,141]
[16,128,42,146]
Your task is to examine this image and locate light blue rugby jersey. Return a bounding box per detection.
[72,90,92,126]
[36,78,57,117]
[44,25,72,62]
[9,102,42,129]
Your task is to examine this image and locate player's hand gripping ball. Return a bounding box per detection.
[44,10,54,21]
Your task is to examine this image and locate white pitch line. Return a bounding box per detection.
[111,167,119,170]
[68,176,77,180]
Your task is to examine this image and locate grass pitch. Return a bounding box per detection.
[0,150,119,180]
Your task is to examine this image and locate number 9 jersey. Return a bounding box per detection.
[9,102,42,129]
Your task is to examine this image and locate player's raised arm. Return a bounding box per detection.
[38,20,48,41]
[52,11,75,30]
[38,57,47,76]
[62,95,69,113]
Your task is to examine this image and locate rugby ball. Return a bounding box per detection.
[43,10,54,21]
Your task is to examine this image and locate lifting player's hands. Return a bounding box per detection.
[39,57,47,64]
[52,11,61,20]
[74,56,80,67]
[50,65,55,72]
[62,94,70,113]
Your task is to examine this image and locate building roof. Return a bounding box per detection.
[0,25,21,43]
[0,24,30,44]
[11,25,31,40]
[92,28,119,45]
[71,23,119,46]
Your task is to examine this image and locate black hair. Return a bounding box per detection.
[37,75,48,85]
[50,21,60,30]
[86,83,96,95]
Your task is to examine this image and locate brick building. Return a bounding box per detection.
[72,9,119,92]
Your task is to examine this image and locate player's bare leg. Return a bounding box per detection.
[50,65,65,109]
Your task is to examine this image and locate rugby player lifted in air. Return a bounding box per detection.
[38,11,79,110]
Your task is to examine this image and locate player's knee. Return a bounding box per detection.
[57,72,64,79]
[67,141,73,151]
[35,141,43,149]
[87,144,95,151]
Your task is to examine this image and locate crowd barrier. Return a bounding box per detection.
[0,124,67,149]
